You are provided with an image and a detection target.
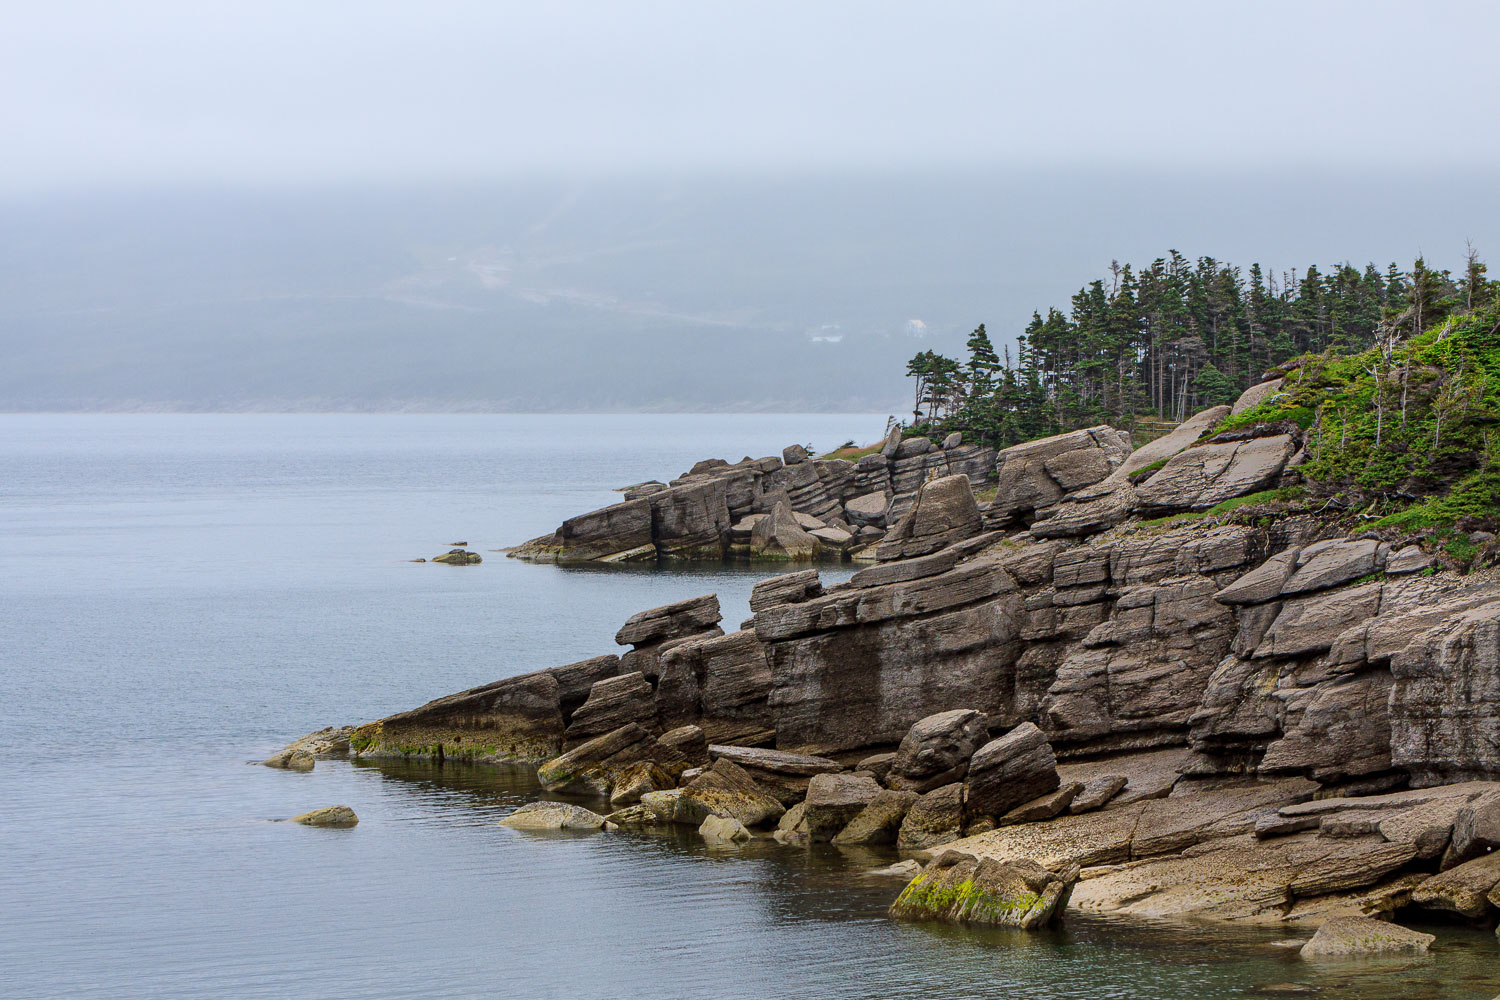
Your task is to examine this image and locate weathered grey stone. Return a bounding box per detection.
[879,425,903,459]
[748,569,823,615]
[351,669,565,764]
[804,772,883,841]
[856,752,897,783]
[964,723,1061,819]
[699,814,752,842]
[1214,549,1299,606]
[831,789,920,845]
[844,492,891,529]
[565,672,657,747]
[547,655,622,720]
[750,501,820,560]
[290,805,357,827]
[887,709,990,793]
[1260,672,1393,782]
[1134,434,1296,512]
[281,726,353,758]
[1445,790,1500,867]
[896,782,967,849]
[849,547,962,588]
[782,443,809,465]
[894,436,933,459]
[1299,916,1433,958]
[1385,546,1434,576]
[657,724,710,767]
[707,744,841,804]
[1230,379,1284,417]
[1112,406,1231,482]
[890,855,1078,929]
[1254,583,1383,660]
[608,760,674,807]
[616,594,723,646]
[536,723,658,794]
[1281,539,1382,595]
[997,783,1082,826]
[988,427,1132,522]
[1069,774,1128,814]
[1391,599,1500,785]
[655,630,773,739]
[942,432,964,449]
[544,497,655,561]
[773,800,810,845]
[498,801,607,831]
[876,474,984,561]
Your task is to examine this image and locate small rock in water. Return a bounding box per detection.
[261,749,315,771]
[1299,916,1434,958]
[447,541,468,547]
[290,805,358,827]
[864,859,922,878]
[497,801,608,831]
[432,548,482,565]
[409,558,426,563]
[699,814,751,843]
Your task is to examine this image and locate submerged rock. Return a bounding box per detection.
[699,814,752,843]
[498,801,609,831]
[1298,916,1434,958]
[290,805,358,827]
[261,749,315,771]
[432,548,482,565]
[890,855,1078,929]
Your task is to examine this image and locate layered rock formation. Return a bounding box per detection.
[508,435,1001,564]
[341,382,1500,931]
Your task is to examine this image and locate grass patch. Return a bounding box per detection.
[1203,485,1306,516]
[820,443,883,461]
[1374,468,1500,530]
[1139,511,1207,528]
[1132,457,1169,478]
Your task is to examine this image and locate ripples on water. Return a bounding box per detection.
[1,414,1496,999]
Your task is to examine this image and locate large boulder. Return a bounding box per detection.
[890,855,1078,929]
[655,630,774,742]
[675,757,786,828]
[564,672,657,747]
[1230,379,1283,417]
[1445,790,1500,867]
[1410,853,1500,918]
[875,474,983,561]
[498,801,609,831]
[707,745,841,804]
[1281,539,1385,595]
[845,492,891,529]
[896,782,967,849]
[1299,916,1434,958]
[964,723,1060,819]
[803,772,883,841]
[1134,435,1296,513]
[536,723,659,794]
[986,426,1132,524]
[831,789,920,846]
[616,594,724,647]
[750,501,820,560]
[886,709,990,793]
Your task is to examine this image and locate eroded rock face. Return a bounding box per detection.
[676,757,785,828]
[803,772,883,841]
[565,672,657,747]
[1391,599,1500,785]
[890,855,1078,929]
[896,782,967,850]
[985,427,1132,525]
[876,474,984,561]
[832,790,919,845]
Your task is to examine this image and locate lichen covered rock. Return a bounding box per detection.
[889,855,1078,929]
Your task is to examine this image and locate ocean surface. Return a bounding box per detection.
[2,413,1496,1000]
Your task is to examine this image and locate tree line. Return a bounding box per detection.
[906,247,1495,447]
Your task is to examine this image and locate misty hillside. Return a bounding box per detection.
[1,169,1488,412]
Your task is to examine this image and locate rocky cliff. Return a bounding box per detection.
[342,379,1500,930]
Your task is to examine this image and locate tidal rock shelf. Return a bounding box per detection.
[311,381,1500,941]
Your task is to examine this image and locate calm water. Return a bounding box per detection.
[1,413,1495,1000]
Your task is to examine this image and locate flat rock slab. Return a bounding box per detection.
[708,745,842,776]
[1299,916,1434,958]
[498,801,607,831]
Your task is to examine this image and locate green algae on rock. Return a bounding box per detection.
[890,855,1078,930]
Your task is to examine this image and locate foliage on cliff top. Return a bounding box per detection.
[1222,302,1500,526]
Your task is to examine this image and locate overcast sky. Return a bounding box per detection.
[5,0,1500,193]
